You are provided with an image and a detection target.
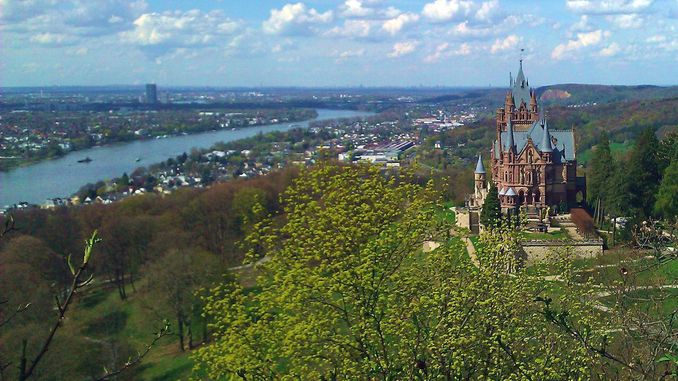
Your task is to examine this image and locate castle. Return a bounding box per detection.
[462,60,582,230]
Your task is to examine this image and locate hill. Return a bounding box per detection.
[537,84,678,106]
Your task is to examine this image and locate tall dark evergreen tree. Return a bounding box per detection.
[626,128,660,218]
[480,183,501,229]
[586,132,614,207]
[606,159,631,218]
[657,131,678,174]
[654,159,678,219]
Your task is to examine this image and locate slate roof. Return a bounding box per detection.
[475,154,486,174]
[493,117,576,162]
[511,61,531,106]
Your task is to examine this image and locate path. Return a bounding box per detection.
[228,255,271,271]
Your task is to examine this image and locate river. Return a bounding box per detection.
[0,109,374,207]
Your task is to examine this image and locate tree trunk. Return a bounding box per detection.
[188,319,193,350]
[129,269,137,292]
[177,315,185,352]
[18,339,27,381]
[202,318,208,344]
[612,217,616,247]
[116,269,127,300]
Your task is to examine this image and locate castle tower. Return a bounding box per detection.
[474,154,487,206]
[475,154,486,190]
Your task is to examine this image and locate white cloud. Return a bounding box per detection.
[475,0,499,22]
[646,34,666,43]
[388,41,418,57]
[120,10,242,57]
[490,34,521,53]
[606,14,644,28]
[340,0,373,17]
[570,15,593,32]
[424,42,450,62]
[565,0,653,14]
[333,48,366,62]
[425,42,473,62]
[422,0,473,22]
[29,32,75,45]
[458,42,472,55]
[325,19,372,38]
[450,21,494,38]
[262,3,333,35]
[599,42,620,56]
[382,13,419,35]
[551,29,608,60]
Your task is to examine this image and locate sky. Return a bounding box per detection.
[1,0,677,87]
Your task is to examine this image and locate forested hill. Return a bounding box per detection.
[418,84,678,115]
[537,84,678,106]
[440,96,678,165]
[547,96,678,162]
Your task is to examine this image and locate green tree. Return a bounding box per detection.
[117,172,130,191]
[193,164,603,380]
[626,128,660,218]
[480,183,501,229]
[586,132,614,207]
[654,159,678,219]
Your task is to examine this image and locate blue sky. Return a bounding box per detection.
[1,0,677,87]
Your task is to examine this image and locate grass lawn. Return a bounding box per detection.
[522,228,571,241]
[600,288,678,315]
[575,257,678,286]
[433,202,456,224]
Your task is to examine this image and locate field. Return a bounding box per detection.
[577,141,634,164]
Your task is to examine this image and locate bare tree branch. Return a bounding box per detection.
[93,321,171,381]
[18,231,101,381]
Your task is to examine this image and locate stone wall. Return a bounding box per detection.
[521,240,603,262]
[454,207,479,234]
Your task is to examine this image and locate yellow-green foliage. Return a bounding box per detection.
[193,163,606,380]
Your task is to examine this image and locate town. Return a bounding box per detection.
[2,100,484,212]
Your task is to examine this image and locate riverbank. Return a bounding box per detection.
[0,108,318,173]
[0,109,374,207]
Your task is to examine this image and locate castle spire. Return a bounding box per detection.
[540,117,553,153]
[475,154,486,174]
[515,59,525,88]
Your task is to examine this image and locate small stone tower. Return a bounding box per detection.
[474,154,487,204]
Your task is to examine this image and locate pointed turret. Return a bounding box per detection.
[540,118,553,153]
[515,59,525,88]
[475,154,486,174]
[505,91,515,111]
[511,59,531,106]
[505,119,515,153]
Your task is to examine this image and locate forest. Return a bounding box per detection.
[1,153,677,379]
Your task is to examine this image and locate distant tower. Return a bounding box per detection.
[145,84,158,104]
[474,154,487,203]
